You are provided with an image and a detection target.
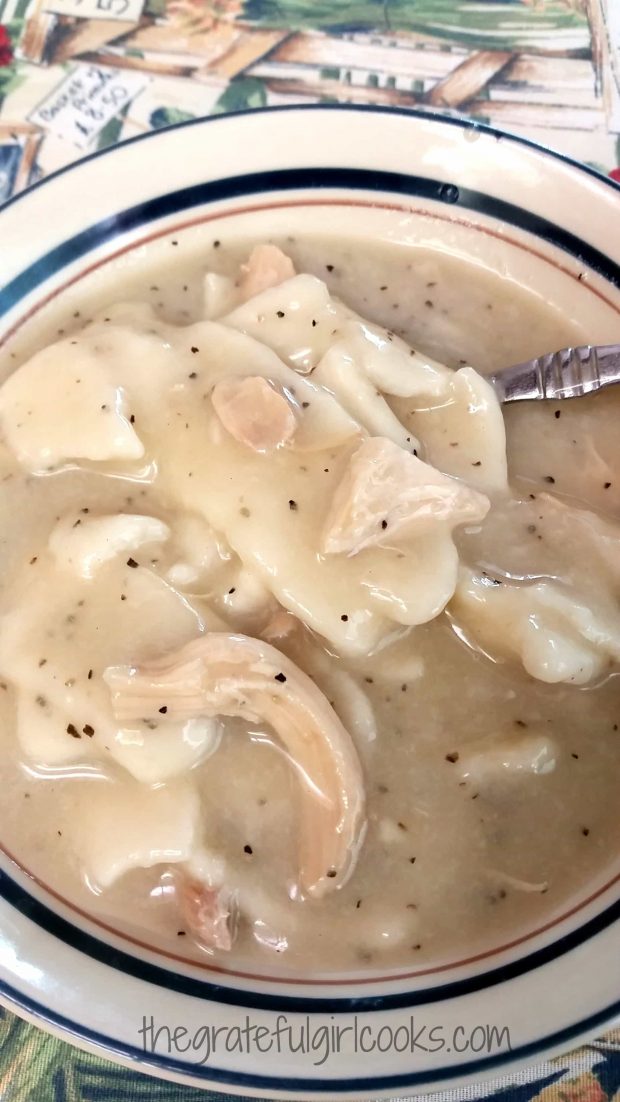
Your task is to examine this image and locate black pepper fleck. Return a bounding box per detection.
[275,672,287,683]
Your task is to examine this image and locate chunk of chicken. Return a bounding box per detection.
[179,875,235,951]
[238,244,296,302]
[104,633,366,899]
[323,437,490,556]
[211,376,297,452]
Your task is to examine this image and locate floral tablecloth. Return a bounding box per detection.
[0,1,619,1099]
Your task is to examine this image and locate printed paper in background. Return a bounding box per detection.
[28,62,149,146]
[0,0,619,1100]
[0,0,619,197]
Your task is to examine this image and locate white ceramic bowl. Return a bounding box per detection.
[1,106,619,1100]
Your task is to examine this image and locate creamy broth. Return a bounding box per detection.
[0,230,619,975]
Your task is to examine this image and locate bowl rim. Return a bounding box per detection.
[1,102,619,1098]
[2,103,619,222]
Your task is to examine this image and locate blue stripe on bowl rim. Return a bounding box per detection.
[1,164,620,319]
[1,108,619,1092]
[1,103,619,224]
[2,868,620,1011]
[1,959,619,1093]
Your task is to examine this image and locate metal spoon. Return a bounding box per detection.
[488,344,620,403]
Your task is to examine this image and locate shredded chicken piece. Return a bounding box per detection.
[238,245,296,302]
[485,869,549,894]
[323,437,490,555]
[458,732,557,782]
[179,875,235,951]
[262,608,300,643]
[103,633,365,899]
[211,376,297,452]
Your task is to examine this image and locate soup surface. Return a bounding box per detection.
[0,229,619,975]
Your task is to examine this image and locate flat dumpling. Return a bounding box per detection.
[311,318,452,450]
[78,778,202,888]
[107,716,220,786]
[0,340,143,472]
[223,273,353,372]
[394,368,509,495]
[359,533,460,626]
[157,411,467,654]
[169,319,360,454]
[451,567,620,684]
[340,321,451,401]
[531,493,620,586]
[159,427,393,655]
[50,513,170,579]
[0,516,214,776]
[0,302,187,474]
[313,343,419,451]
[203,272,239,319]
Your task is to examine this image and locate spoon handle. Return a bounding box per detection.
[489,344,620,403]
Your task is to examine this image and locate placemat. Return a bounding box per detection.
[0,1,619,1098]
